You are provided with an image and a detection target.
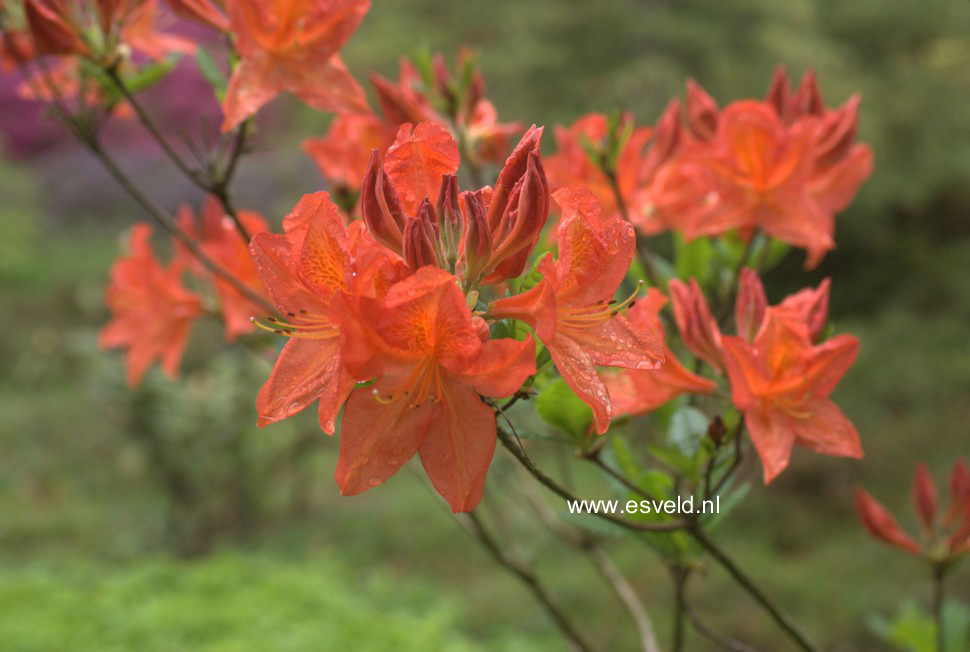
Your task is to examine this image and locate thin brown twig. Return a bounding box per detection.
[460,511,595,652]
[496,423,686,533]
[103,66,253,243]
[682,593,760,652]
[83,137,277,314]
[584,449,657,501]
[518,472,661,652]
[689,526,820,652]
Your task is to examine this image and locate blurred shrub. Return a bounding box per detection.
[0,552,531,652]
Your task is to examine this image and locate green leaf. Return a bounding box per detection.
[195,47,227,99]
[610,435,641,480]
[673,231,714,284]
[536,379,593,440]
[125,56,180,94]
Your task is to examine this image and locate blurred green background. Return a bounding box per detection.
[1,0,969,650]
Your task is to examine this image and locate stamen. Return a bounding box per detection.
[558,281,643,328]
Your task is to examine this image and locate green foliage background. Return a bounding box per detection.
[1,0,969,650]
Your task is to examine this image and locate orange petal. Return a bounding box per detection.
[547,332,612,434]
[791,398,863,460]
[743,404,796,484]
[336,377,433,495]
[255,337,351,434]
[487,274,558,342]
[461,336,537,398]
[418,382,497,512]
[383,122,460,216]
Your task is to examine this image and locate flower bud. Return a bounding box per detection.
[735,268,767,341]
[685,79,718,142]
[487,125,543,231]
[947,459,970,525]
[765,66,792,123]
[488,151,548,278]
[669,278,724,372]
[461,191,492,285]
[855,488,922,556]
[402,200,441,272]
[435,174,462,267]
[361,150,407,253]
[912,463,938,534]
[707,415,727,446]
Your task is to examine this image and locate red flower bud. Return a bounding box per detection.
[855,488,922,556]
[685,79,718,142]
[436,174,462,266]
[487,125,543,231]
[461,191,492,284]
[402,200,441,272]
[361,150,407,253]
[765,66,792,123]
[945,459,970,526]
[912,463,938,534]
[735,268,767,342]
[488,150,548,279]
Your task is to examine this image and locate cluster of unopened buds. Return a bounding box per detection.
[856,461,970,565]
[3,0,875,513]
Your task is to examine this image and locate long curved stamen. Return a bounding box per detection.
[250,310,339,340]
[558,280,643,329]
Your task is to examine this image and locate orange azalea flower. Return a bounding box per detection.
[605,289,716,417]
[176,197,269,341]
[336,267,536,512]
[545,113,653,227]
[685,101,832,267]
[221,0,370,131]
[766,68,873,217]
[722,308,862,483]
[489,186,663,433]
[99,224,204,387]
[303,111,396,192]
[370,51,521,165]
[736,267,830,342]
[248,191,404,433]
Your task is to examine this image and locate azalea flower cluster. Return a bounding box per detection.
[4,0,873,511]
[546,70,873,268]
[605,267,862,482]
[856,460,970,562]
[100,196,270,385]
